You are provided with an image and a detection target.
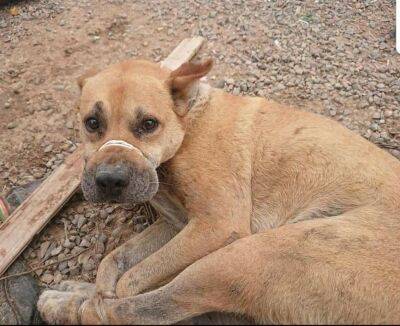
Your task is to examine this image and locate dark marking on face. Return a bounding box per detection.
[130,106,160,138]
[83,101,107,137]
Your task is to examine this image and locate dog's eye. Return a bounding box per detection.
[85,117,100,132]
[142,118,158,132]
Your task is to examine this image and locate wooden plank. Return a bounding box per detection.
[0,146,84,276]
[0,37,205,277]
[160,36,205,70]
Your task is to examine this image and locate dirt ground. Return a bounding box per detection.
[0,0,399,286]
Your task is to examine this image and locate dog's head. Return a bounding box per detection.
[77,59,212,204]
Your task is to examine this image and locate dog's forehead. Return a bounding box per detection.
[80,61,172,115]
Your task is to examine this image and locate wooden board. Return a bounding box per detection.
[0,37,205,277]
[160,36,204,70]
[0,146,84,276]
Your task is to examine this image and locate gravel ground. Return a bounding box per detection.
[0,0,399,285]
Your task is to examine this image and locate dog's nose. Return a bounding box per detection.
[95,164,129,194]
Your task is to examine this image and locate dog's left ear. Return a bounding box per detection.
[167,59,213,116]
[77,68,99,91]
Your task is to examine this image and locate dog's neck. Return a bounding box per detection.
[184,81,212,129]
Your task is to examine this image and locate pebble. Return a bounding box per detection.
[77,215,87,229]
[7,122,17,129]
[80,239,90,247]
[39,241,51,259]
[51,246,62,256]
[41,273,54,284]
[44,145,53,153]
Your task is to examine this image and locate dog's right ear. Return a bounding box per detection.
[77,68,99,91]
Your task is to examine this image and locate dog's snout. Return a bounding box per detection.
[95,164,129,194]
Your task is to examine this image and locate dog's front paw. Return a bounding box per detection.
[54,280,96,298]
[37,290,86,325]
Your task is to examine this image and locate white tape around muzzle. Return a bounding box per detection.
[98,139,144,157]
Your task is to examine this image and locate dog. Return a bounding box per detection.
[37,57,400,324]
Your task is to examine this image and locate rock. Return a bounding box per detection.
[58,261,68,272]
[370,123,379,132]
[98,233,108,244]
[7,122,17,129]
[44,145,53,153]
[53,272,63,284]
[105,215,114,225]
[77,215,87,229]
[41,273,54,284]
[82,259,95,272]
[39,241,51,259]
[80,239,90,247]
[105,206,115,214]
[215,79,226,88]
[99,210,108,219]
[390,149,400,159]
[50,246,62,256]
[372,112,381,119]
[65,121,74,129]
[63,239,74,249]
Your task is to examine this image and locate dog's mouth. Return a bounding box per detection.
[81,160,159,204]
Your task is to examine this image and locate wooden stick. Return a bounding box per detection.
[160,36,204,70]
[0,37,205,277]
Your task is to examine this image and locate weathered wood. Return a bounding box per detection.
[0,37,205,277]
[160,36,205,70]
[0,146,84,276]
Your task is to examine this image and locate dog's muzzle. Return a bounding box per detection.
[81,139,159,204]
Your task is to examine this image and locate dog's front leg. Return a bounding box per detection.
[95,218,179,298]
[115,217,249,298]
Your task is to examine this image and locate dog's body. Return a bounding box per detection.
[38,59,400,324]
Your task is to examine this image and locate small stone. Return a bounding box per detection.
[39,241,51,259]
[77,215,87,229]
[44,145,53,153]
[7,122,17,129]
[95,242,105,254]
[80,239,90,247]
[215,79,226,88]
[98,233,107,244]
[372,112,381,119]
[232,87,240,96]
[54,273,63,284]
[4,102,11,109]
[390,149,400,159]
[58,261,68,271]
[105,215,114,225]
[69,266,80,276]
[105,207,115,214]
[65,121,74,129]
[99,211,108,219]
[82,259,95,272]
[51,246,62,256]
[384,110,393,118]
[370,123,379,132]
[41,273,54,284]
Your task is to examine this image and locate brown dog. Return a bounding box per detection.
[38,58,400,324]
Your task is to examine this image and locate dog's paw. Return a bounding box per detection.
[54,280,96,298]
[37,290,86,325]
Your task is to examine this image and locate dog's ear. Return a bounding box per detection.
[167,59,213,116]
[77,68,99,90]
